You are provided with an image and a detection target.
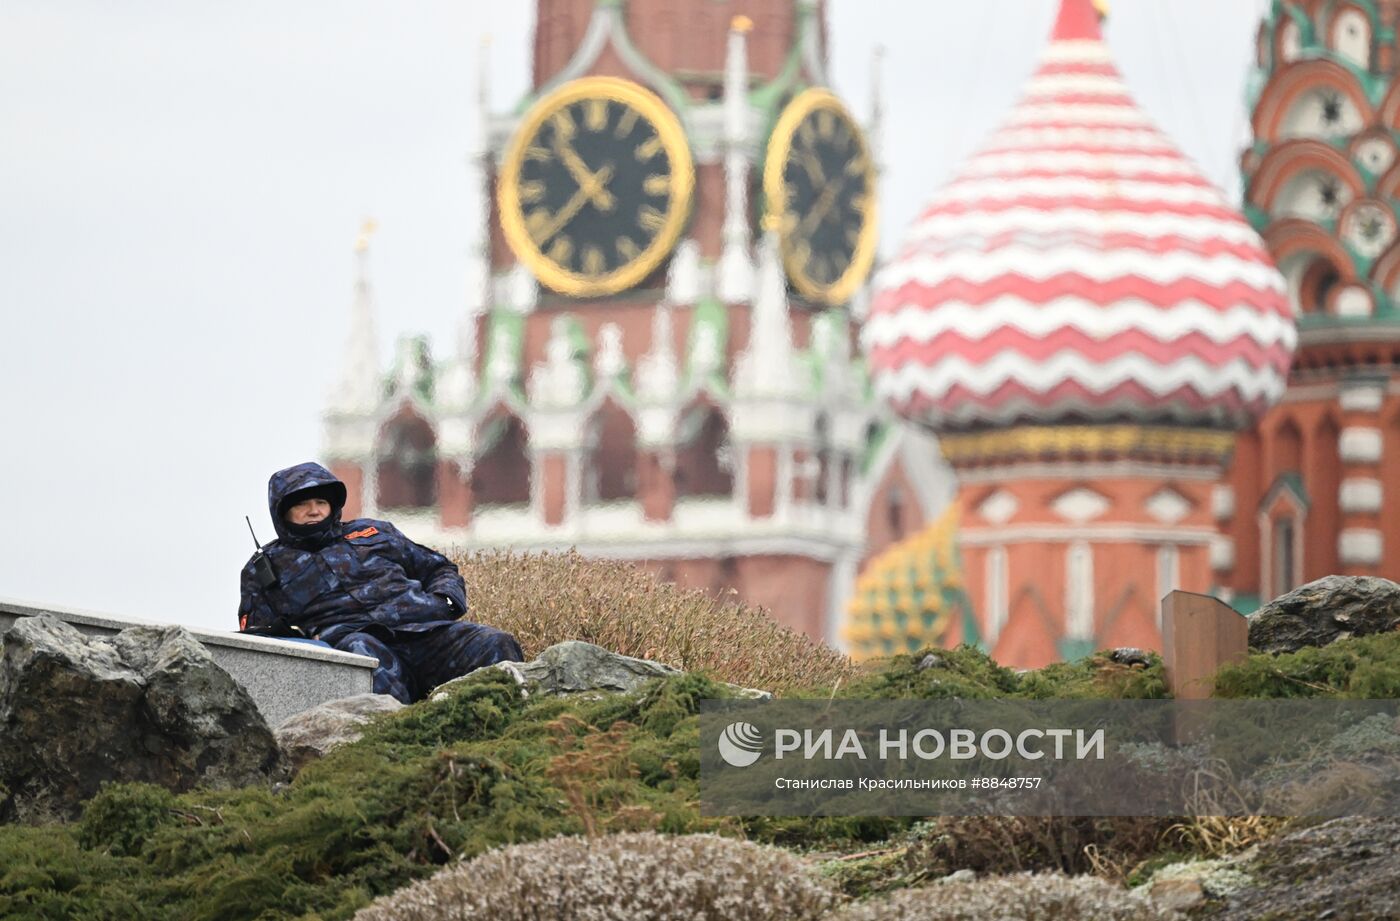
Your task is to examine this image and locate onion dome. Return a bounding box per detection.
[841,508,979,661]
[865,0,1296,434]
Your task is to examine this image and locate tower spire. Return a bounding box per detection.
[328,220,382,414]
[734,225,798,397]
[464,34,493,323]
[718,15,756,304]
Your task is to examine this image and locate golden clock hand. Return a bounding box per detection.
[534,165,615,247]
[552,136,616,211]
[800,176,846,236]
[797,149,826,185]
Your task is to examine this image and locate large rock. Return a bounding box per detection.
[0,615,283,823]
[1249,576,1400,654]
[1207,817,1400,920]
[276,693,404,774]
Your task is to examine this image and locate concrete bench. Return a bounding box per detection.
[0,597,377,727]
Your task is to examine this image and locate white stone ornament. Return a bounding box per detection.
[486,325,519,388]
[1051,487,1111,524]
[636,303,680,403]
[530,316,588,408]
[666,239,703,306]
[594,323,626,381]
[733,230,799,399]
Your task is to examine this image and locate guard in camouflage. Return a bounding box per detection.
[238,461,522,703]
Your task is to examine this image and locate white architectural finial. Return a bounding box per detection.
[636,301,680,402]
[734,229,798,398]
[595,322,626,381]
[328,220,382,414]
[718,16,755,304]
[530,315,587,408]
[666,238,702,305]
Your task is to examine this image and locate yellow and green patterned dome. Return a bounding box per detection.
[842,507,981,661]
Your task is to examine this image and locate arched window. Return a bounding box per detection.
[674,402,733,498]
[376,411,437,509]
[887,483,906,538]
[1155,544,1180,628]
[1273,517,1298,598]
[471,413,531,506]
[814,413,833,504]
[986,546,1009,644]
[584,400,638,503]
[1065,541,1095,641]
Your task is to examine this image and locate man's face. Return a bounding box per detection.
[286,497,331,525]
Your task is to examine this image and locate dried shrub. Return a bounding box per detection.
[351,831,840,921]
[455,549,853,694]
[827,872,1182,921]
[903,816,1182,880]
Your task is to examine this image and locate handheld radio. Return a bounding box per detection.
[245,516,279,590]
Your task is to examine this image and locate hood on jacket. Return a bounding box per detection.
[267,462,348,545]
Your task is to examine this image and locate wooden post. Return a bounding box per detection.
[1160,590,1249,699]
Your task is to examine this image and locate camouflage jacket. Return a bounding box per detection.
[237,462,466,646]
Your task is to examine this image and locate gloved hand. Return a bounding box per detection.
[241,617,308,638]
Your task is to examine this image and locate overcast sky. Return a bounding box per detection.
[0,0,1268,632]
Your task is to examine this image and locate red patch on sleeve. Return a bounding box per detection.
[345,526,380,540]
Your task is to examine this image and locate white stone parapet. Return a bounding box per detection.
[0,597,376,728]
[1339,528,1384,566]
[1340,426,1383,464]
[1339,478,1383,514]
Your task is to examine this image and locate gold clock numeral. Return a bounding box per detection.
[582,245,606,276]
[639,204,666,233]
[818,110,835,139]
[615,107,640,138]
[851,194,870,214]
[798,120,816,147]
[643,174,671,196]
[846,225,861,246]
[811,256,829,283]
[547,235,574,265]
[617,236,641,262]
[584,98,608,131]
[524,145,550,162]
[525,210,553,244]
[780,212,800,235]
[845,156,869,177]
[550,109,575,140]
[519,180,545,204]
[636,135,663,161]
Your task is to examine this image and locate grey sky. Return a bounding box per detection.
[0,1,1266,632]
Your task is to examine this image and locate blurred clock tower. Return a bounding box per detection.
[322,0,953,645]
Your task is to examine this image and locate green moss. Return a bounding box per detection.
[839,645,1169,701]
[7,630,1400,918]
[1214,632,1400,699]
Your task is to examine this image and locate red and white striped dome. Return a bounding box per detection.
[866,0,1296,433]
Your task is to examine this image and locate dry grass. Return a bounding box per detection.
[454,549,854,695]
[903,816,1180,882]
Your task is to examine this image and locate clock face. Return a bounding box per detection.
[764,88,877,306]
[499,77,694,298]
